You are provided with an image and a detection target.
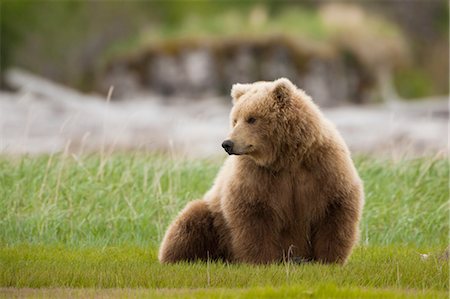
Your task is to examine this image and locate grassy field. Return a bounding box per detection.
[0,154,448,298]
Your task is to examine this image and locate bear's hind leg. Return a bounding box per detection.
[158,200,225,263]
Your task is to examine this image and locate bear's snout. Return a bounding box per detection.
[222,140,234,155]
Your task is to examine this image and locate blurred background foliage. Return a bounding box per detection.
[1,0,448,100]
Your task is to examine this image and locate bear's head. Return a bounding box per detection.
[222,78,324,168]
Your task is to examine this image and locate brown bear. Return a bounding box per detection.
[158,78,364,264]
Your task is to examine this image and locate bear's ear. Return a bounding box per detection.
[272,78,294,106]
[231,83,251,104]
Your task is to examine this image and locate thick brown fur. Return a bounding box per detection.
[159,78,364,265]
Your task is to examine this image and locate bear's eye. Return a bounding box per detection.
[246,117,256,124]
[232,119,237,126]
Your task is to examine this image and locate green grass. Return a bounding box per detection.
[0,245,447,290]
[0,285,445,299]
[0,154,447,248]
[0,154,448,297]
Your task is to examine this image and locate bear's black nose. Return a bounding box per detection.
[221,140,234,154]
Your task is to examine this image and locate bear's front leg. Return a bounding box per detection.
[229,217,282,264]
[311,201,361,264]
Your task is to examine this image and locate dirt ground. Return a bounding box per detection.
[0,69,447,158]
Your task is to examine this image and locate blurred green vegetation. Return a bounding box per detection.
[394,68,435,99]
[151,7,328,41]
[1,0,448,98]
[0,1,35,88]
[101,6,334,68]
